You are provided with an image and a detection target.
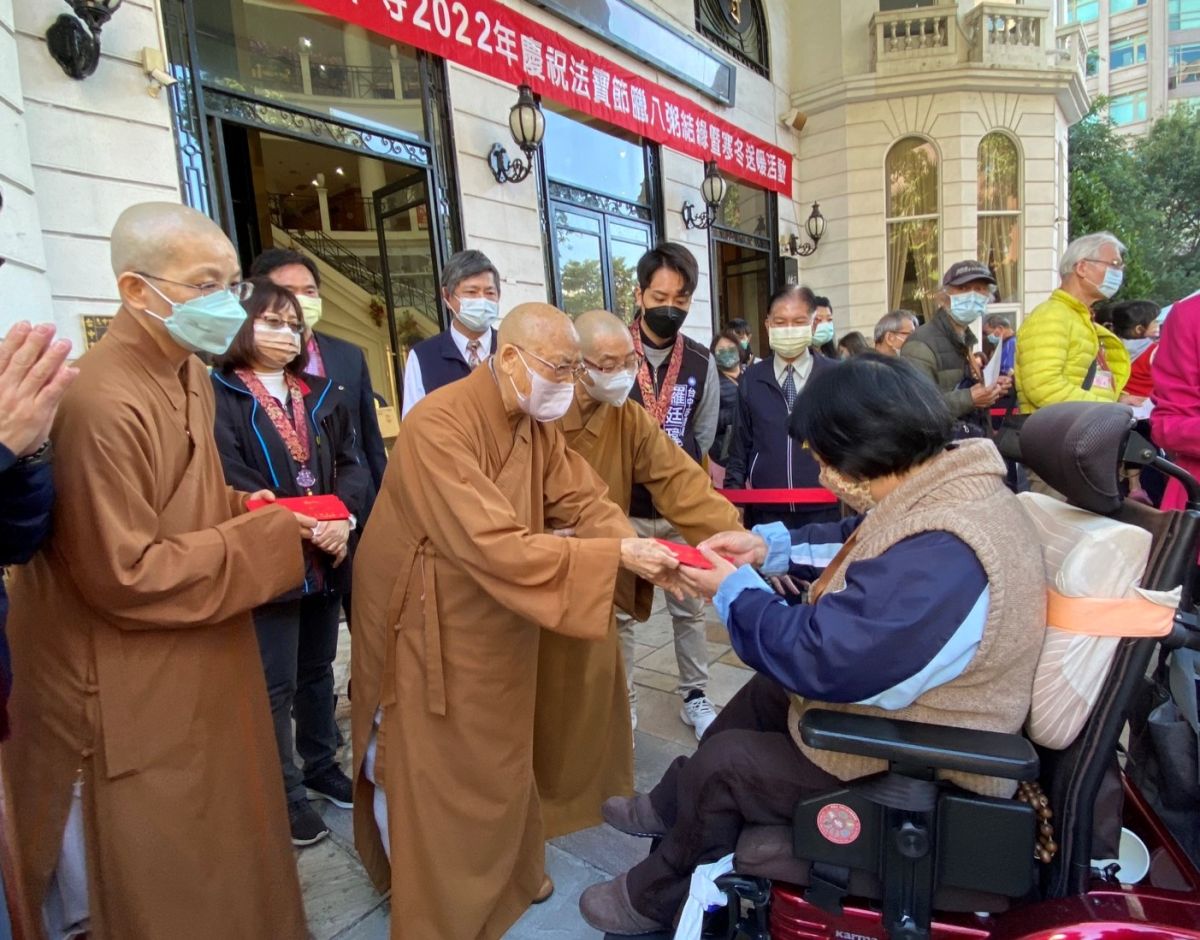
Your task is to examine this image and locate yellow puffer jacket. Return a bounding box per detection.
[1015,289,1130,414]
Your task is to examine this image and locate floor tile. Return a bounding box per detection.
[636,640,729,677]
[706,661,755,708]
[298,838,384,940]
[633,685,700,749]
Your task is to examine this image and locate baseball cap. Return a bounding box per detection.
[942,260,997,288]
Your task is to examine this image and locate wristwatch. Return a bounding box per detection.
[16,440,52,467]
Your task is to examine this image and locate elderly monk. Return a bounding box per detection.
[1,203,314,940]
[351,302,685,940]
[535,310,744,838]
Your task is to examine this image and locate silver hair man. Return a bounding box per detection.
[1059,231,1125,279]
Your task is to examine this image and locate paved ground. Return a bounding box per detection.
[301,594,753,939]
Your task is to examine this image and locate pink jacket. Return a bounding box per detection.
[1151,294,1200,512]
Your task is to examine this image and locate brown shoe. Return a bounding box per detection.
[579,872,668,935]
[532,874,554,904]
[601,793,667,838]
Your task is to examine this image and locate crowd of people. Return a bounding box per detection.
[0,199,1196,940]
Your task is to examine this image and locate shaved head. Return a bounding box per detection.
[497,302,579,356]
[111,202,231,277]
[110,202,241,337]
[575,309,633,357]
[494,302,582,415]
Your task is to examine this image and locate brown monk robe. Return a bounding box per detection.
[2,204,312,940]
[351,303,686,940]
[536,310,744,838]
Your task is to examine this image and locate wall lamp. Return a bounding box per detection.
[46,0,123,80]
[681,161,727,230]
[783,202,827,257]
[488,85,546,185]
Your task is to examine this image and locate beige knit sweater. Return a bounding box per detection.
[789,439,1046,797]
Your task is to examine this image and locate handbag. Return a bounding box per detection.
[995,358,1099,462]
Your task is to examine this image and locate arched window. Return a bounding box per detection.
[696,0,769,78]
[885,137,940,319]
[977,132,1021,304]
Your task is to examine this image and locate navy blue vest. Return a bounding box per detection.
[412,327,497,397]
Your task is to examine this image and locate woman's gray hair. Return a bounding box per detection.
[873,310,919,344]
[441,249,500,295]
[1060,232,1125,278]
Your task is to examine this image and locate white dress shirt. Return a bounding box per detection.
[401,324,495,419]
[773,350,814,391]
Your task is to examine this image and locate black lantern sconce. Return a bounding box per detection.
[681,161,728,230]
[46,0,123,80]
[488,85,546,185]
[783,202,827,257]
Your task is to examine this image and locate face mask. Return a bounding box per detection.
[812,322,836,346]
[714,348,741,370]
[738,338,750,350]
[296,294,323,329]
[947,291,989,325]
[455,297,500,333]
[768,324,812,359]
[140,278,248,355]
[819,464,877,514]
[643,305,688,340]
[510,351,576,422]
[986,332,1001,346]
[583,367,636,406]
[1097,267,1124,299]
[254,322,301,369]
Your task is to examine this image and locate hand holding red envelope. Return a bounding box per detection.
[245,493,351,521]
[655,538,735,570]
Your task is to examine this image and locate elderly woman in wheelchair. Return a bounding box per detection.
[581,354,1200,939]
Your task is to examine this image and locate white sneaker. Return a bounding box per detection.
[680,694,718,741]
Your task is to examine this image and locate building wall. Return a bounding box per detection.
[445,0,804,349]
[1,0,177,347]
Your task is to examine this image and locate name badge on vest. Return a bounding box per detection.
[1092,370,1114,392]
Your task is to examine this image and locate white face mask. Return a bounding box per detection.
[583,367,636,406]
[455,297,500,333]
[254,322,302,369]
[768,324,812,359]
[296,294,323,328]
[510,351,576,422]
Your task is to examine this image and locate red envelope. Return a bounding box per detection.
[656,538,717,570]
[245,494,351,520]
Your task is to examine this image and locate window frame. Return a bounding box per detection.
[884,135,943,320]
[694,0,770,80]
[976,131,1023,307]
[1109,33,1149,72]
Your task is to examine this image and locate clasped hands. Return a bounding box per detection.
[245,492,350,567]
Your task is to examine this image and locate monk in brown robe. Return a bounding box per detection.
[2,203,314,940]
[350,302,688,940]
[535,310,744,839]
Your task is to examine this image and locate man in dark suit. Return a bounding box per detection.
[401,249,501,418]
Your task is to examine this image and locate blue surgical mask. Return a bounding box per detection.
[1098,267,1124,299]
[812,322,836,346]
[948,291,989,325]
[141,278,249,355]
[455,297,500,333]
[986,332,1001,346]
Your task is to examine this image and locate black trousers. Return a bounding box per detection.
[626,674,839,924]
[252,593,343,804]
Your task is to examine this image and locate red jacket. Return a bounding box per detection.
[1151,297,1200,513]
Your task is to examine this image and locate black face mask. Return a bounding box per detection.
[643,305,688,340]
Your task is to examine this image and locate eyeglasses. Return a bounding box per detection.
[516,346,586,382]
[139,272,254,300]
[258,315,303,334]
[583,354,643,375]
[1084,257,1125,271]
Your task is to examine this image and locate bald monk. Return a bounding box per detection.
[2,203,314,939]
[535,310,744,838]
[351,302,687,939]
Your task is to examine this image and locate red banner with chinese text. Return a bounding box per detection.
[293,0,793,195]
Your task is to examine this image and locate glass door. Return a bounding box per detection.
[550,204,652,322]
[373,173,443,382]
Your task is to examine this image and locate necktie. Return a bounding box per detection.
[782,365,797,411]
[466,340,481,369]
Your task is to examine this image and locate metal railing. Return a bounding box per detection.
[870,5,961,73]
